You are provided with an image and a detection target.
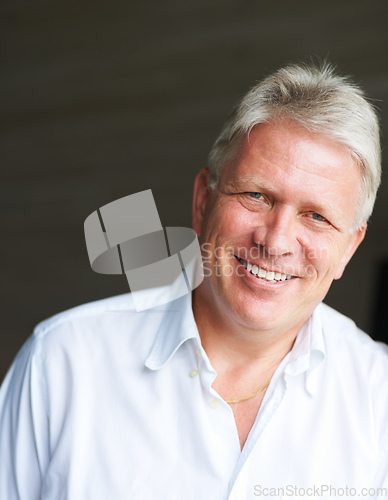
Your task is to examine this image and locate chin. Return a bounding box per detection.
[227,298,281,331]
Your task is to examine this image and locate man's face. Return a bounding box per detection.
[192,121,366,335]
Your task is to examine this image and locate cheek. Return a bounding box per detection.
[210,207,250,240]
[222,205,262,240]
[303,236,346,278]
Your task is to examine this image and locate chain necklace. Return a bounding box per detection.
[225,379,271,405]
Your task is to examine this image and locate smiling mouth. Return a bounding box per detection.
[236,256,296,283]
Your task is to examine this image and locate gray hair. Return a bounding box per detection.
[208,62,381,228]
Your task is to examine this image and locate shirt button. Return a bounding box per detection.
[190,369,199,378]
[210,398,220,409]
[196,349,202,357]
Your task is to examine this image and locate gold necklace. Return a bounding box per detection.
[225,379,271,405]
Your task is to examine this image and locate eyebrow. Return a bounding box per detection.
[224,176,273,193]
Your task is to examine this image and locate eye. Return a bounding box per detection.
[311,212,327,222]
[248,192,264,200]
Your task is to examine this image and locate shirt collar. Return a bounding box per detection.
[144,292,199,371]
[285,304,326,395]
[144,291,327,392]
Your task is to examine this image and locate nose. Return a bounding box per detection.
[252,206,298,257]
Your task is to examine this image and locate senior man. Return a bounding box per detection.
[1,62,387,499]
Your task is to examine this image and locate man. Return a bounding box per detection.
[1,62,387,499]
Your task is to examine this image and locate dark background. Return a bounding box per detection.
[1,0,388,383]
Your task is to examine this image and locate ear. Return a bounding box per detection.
[192,168,212,236]
[334,223,367,280]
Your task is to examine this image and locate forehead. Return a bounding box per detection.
[223,123,359,183]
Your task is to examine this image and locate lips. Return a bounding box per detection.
[236,256,296,283]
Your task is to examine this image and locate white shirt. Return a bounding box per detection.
[1,291,388,500]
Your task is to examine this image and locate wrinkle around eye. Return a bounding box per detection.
[302,212,335,231]
[244,192,270,207]
[236,192,271,212]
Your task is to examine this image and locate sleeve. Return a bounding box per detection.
[0,335,49,500]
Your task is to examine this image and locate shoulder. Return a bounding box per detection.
[32,292,162,341]
[318,302,388,407]
[318,303,388,439]
[26,293,167,372]
[319,302,388,361]
[33,293,137,339]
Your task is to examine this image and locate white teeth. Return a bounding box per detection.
[237,256,294,282]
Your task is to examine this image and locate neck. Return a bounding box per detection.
[192,286,306,377]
